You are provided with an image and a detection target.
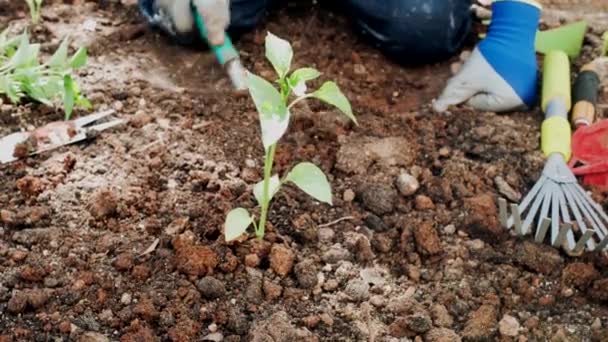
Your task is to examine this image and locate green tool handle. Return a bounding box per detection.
[541,50,572,161]
[192,8,239,66]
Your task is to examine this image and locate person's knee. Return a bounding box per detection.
[345,0,473,64]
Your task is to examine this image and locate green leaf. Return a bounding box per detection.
[285,162,332,205]
[253,175,281,206]
[313,81,357,124]
[265,32,293,79]
[603,31,608,56]
[224,208,252,242]
[47,38,69,67]
[69,47,87,69]
[247,72,290,151]
[290,67,321,84]
[63,75,75,120]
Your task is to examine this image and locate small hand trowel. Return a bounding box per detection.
[191,6,248,90]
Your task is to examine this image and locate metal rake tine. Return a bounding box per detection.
[535,218,551,243]
[550,188,561,246]
[556,187,576,250]
[571,185,608,236]
[554,222,572,248]
[536,185,553,235]
[562,185,595,251]
[595,236,608,252]
[506,176,546,227]
[521,185,550,236]
[573,185,608,224]
[498,198,509,228]
[570,230,597,255]
[511,203,523,236]
[566,183,605,248]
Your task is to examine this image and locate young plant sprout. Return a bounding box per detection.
[224,32,357,242]
[25,0,43,25]
[0,30,91,119]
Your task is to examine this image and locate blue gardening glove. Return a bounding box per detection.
[139,0,230,45]
[433,0,541,112]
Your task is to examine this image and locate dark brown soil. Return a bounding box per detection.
[1,0,608,341]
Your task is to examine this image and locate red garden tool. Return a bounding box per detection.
[569,57,608,190]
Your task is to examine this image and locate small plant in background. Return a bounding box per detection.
[224,32,357,242]
[0,30,91,119]
[25,0,43,25]
[602,31,608,56]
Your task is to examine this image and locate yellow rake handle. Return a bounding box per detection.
[541,50,572,161]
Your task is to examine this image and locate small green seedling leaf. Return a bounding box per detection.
[286,162,332,205]
[289,67,320,96]
[47,38,69,67]
[225,208,253,242]
[290,67,321,84]
[602,32,608,56]
[265,32,293,79]
[253,175,281,205]
[313,81,357,124]
[69,47,87,69]
[247,72,290,150]
[63,74,75,120]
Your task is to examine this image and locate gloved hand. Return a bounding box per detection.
[156,0,230,45]
[433,0,542,113]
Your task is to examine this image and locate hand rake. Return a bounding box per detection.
[498,50,608,256]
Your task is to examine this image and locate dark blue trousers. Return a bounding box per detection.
[139,0,473,64]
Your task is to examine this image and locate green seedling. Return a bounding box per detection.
[602,31,608,56]
[25,0,43,25]
[224,32,357,242]
[0,30,91,119]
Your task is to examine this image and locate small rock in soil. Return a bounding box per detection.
[318,228,335,243]
[129,111,153,128]
[357,183,397,216]
[303,315,321,328]
[79,332,110,342]
[244,254,260,267]
[120,293,132,305]
[263,278,283,300]
[408,312,432,333]
[202,332,223,342]
[113,252,134,271]
[322,244,351,264]
[250,311,318,342]
[134,298,159,322]
[197,276,226,299]
[443,224,456,235]
[269,244,295,276]
[364,214,387,232]
[464,194,502,239]
[395,172,419,197]
[461,304,497,341]
[88,189,117,219]
[246,268,264,304]
[414,222,442,255]
[498,314,520,337]
[7,291,28,313]
[425,328,461,342]
[415,195,435,210]
[354,236,375,262]
[389,317,411,338]
[294,259,318,289]
[494,176,521,202]
[323,279,339,292]
[19,265,47,282]
[345,278,370,302]
[431,304,454,328]
[343,189,356,202]
[591,317,602,330]
[336,136,416,175]
[173,237,218,276]
[515,241,563,275]
[227,308,250,335]
[561,262,599,289]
